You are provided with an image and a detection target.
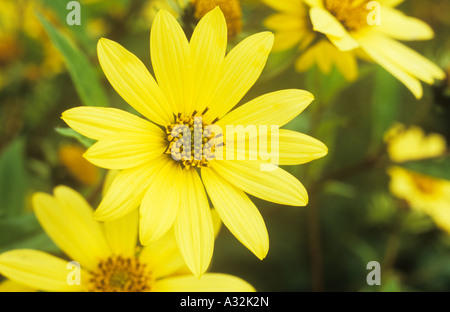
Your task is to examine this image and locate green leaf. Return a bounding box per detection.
[37,12,108,108]
[0,214,58,254]
[55,127,95,148]
[400,157,450,181]
[0,138,28,218]
[370,66,401,147]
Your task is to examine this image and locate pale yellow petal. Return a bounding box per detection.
[153,273,255,292]
[139,229,188,280]
[264,13,304,32]
[0,249,85,292]
[97,38,173,125]
[202,167,269,260]
[211,160,308,206]
[104,209,139,257]
[33,186,111,271]
[151,9,190,115]
[83,130,166,170]
[262,0,304,13]
[216,89,313,128]
[378,7,434,41]
[140,161,182,245]
[95,156,169,221]
[174,169,214,278]
[188,7,227,115]
[277,130,328,165]
[309,7,359,51]
[205,32,274,122]
[61,107,159,141]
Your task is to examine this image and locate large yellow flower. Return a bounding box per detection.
[264,0,445,97]
[61,8,327,277]
[0,186,255,292]
[385,123,450,233]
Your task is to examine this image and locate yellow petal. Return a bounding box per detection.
[0,279,35,292]
[97,38,173,125]
[188,7,227,115]
[264,13,304,32]
[83,130,166,170]
[95,156,169,221]
[151,9,190,115]
[0,249,85,292]
[205,32,274,121]
[216,89,313,128]
[202,167,269,260]
[211,160,308,206]
[104,208,139,257]
[153,273,255,292]
[262,0,304,13]
[61,106,159,141]
[174,169,214,278]
[309,7,359,51]
[277,130,328,165]
[139,229,188,279]
[33,186,111,271]
[139,161,182,245]
[378,7,434,41]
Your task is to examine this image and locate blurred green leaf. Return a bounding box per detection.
[0,214,58,254]
[400,157,450,181]
[55,127,95,148]
[0,138,28,218]
[37,12,108,108]
[370,66,401,147]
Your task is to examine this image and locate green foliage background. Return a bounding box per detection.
[1,0,450,292]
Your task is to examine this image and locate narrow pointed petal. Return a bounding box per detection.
[174,169,214,278]
[0,249,85,292]
[153,273,255,292]
[188,7,227,114]
[216,89,313,128]
[97,38,173,125]
[277,130,328,165]
[83,130,166,170]
[139,161,182,245]
[202,167,269,260]
[33,186,111,271]
[104,209,139,257]
[61,107,159,141]
[151,9,190,115]
[206,32,274,121]
[211,160,308,206]
[94,156,169,221]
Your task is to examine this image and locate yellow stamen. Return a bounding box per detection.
[324,0,370,31]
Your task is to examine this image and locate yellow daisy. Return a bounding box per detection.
[262,0,358,81]
[61,8,327,277]
[385,123,450,233]
[264,0,445,97]
[0,185,255,292]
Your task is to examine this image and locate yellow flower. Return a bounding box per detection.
[385,123,450,233]
[384,123,447,163]
[61,8,327,277]
[264,0,446,97]
[262,0,358,81]
[0,186,255,292]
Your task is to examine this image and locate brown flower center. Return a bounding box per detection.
[324,0,371,31]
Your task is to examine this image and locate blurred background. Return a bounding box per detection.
[1,0,450,292]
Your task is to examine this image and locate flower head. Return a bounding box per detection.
[62,8,327,277]
[263,0,446,97]
[0,186,255,292]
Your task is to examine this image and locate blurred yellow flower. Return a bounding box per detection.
[262,0,358,81]
[263,0,446,97]
[385,123,450,233]
[58,144,101,186]
[0,186,255,292]
[62,8,327,277]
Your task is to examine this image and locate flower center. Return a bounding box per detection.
[165,109,220,170]
[323,0,370,31]
[88,256,152,292]
[410,173,441,197]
